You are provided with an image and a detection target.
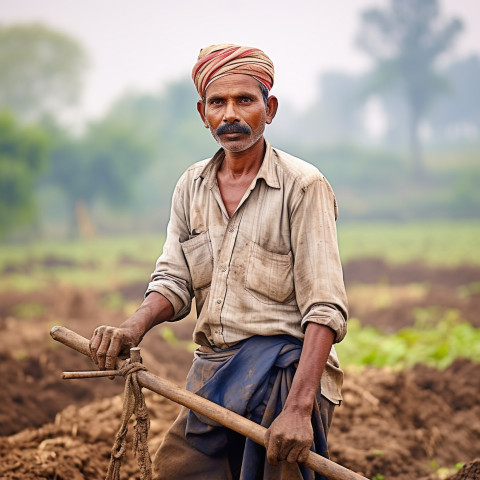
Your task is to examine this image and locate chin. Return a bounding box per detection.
[216,134,263,153]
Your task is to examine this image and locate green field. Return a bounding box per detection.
[1,221,479,292]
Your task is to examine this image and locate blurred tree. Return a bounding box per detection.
[0,23,88,122]
[103,81,213,224]
[44,116,156,237]
[0,110,50,237]
[357,0,463,177]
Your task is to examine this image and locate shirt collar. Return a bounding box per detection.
[196,139,280,190]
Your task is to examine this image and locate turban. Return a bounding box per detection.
[192,44,274,98]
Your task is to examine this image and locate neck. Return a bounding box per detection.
[221,137,266,178]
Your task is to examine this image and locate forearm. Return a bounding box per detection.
[119,291,174,345]
[264,322,334,464]
[284,322,334,414]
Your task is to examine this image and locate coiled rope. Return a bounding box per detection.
[105,361,152,480]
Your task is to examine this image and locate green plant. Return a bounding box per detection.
[336,309,480,369]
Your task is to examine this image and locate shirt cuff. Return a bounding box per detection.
[145,282,191,321]
[301,305,347,343]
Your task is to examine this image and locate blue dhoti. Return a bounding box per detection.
[153,335,334,480]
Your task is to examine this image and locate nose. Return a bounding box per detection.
[223,100,239,123]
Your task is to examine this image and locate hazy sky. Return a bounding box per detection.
[1,0,479,118]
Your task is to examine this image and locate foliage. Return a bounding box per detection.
[356,0,463,175]
[0,23,88,122]
[0,110,50,237]
[336,309,480,369]
[103,81,214,206]
[41,113,157,237]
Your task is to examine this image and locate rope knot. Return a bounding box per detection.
[120,361,147,377]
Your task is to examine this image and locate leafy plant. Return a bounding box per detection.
[336,309,480,369]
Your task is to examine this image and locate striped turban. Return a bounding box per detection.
[192,44,274,99]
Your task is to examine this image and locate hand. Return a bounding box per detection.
[264,409,313,465]
[89,325,140,370]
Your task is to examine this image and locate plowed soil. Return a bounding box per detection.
[0,259,479,479]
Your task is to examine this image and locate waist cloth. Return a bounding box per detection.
[185,334,330,480]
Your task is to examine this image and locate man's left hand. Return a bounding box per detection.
[264,409,313,465]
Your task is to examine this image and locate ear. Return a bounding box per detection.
[265,95,278,124]
[197,100,209,128]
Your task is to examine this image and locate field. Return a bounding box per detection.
[0,222,479,480]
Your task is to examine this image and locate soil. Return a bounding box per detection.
[0,258,479,479]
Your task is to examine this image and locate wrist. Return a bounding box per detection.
[283,395,314,416]
[118,317,148,346]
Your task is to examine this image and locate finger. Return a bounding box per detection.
[89,328,103,365]
[266,438,282,465]
[277,439,296,463]
[286,444,304,464]
[297,446,311,464]
[104,333,124,370]
[96,334,111,370]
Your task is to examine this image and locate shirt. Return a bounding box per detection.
[146,140,348,404]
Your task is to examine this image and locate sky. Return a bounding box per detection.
[1,0,479,119]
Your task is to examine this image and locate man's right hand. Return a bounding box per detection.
[89,292,175,370]
[89,325,140,370]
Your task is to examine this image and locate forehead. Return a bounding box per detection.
[204,74,261,98]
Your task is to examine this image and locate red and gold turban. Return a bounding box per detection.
[192,44,274,98]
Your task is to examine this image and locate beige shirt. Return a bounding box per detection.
[146,140,348,404]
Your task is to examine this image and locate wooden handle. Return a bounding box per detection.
[50,326,369,480]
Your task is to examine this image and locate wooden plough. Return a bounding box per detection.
[51,325,369,480]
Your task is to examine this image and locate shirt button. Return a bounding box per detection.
[228,227,234,232]
[221,265,227,272]
[216,299,222,304]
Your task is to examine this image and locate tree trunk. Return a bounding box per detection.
[75,200,96,239]
[408,103,425,180]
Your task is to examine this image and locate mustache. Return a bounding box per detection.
[216,123,251,136]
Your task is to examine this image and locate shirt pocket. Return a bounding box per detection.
[244,242,295,304]
[181,230,213,290]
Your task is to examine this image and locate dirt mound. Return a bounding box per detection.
[0,391,180,480]
[0,286,194,437]
[0,340,192,437]
[330,359,480,480]
[446,459,480,480]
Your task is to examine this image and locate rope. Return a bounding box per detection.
[105,361,152,480]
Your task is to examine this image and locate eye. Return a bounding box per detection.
[209,97,224,106]
[239,96,253,103]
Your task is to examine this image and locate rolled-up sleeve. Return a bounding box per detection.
[290,176,348,343]
[145,176,193,321]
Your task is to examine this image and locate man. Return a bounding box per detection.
[89,44,348,480]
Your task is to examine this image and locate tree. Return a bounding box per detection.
[43,114,157,237]
[0,23,88,122]
[0,110,50,237]
[357,0,463,176]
